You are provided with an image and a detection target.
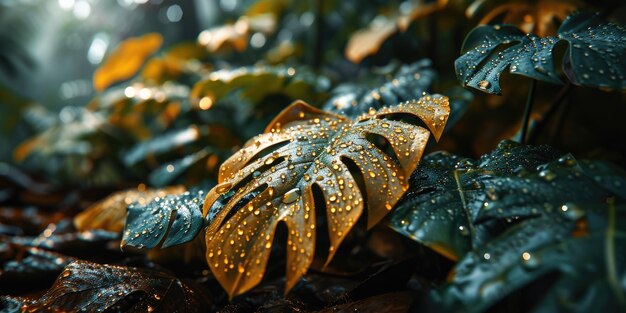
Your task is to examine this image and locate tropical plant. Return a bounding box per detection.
[1,0,625,312]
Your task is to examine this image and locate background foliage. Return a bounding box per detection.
[0,0,625,312]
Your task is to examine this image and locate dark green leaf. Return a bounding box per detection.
[0,296,25,313]
[476,154,625,221]
[425,201,626,313]
[387,140,561,259]
[123,126,206,166]
[122,187,207,249]
[147,148,211,188]
[0,245,75,294]
[24,260,211,312]
[455,12,626,94]
[10,229,119,253]
[323,59,437,118]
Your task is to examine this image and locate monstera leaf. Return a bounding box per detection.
[202,95,450,297]
[466,0,583,36]
[323,60,437,118]
[387,141,625,260]
[425,200,626,313]
[455,12,626,94]
[122,187,207,250]
[387,141,559,259]
[23,261,210,312]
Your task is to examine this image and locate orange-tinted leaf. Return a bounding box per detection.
[345,19,397,64]
[197,0,287,54]
[197,21,250,53]
[74,185,185,233]
[93,33,163,91]
[468,0,583,37]
[245,0,289,17]
[345,0,448,63]
[202,95,450,298]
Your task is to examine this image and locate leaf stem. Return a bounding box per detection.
[549,93,571,144]
[527,83,571,144]
[454,170,476,246]
[520,79,536,144]
[605,197,626,307]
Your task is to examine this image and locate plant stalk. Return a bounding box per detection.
[527,83,571,143]
[520,79,536,144]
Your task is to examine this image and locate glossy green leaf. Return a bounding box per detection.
[425,201,626,313]
[147,148,212,187]
[0,296,24,312]
[123,126,205,167]
[455,12,626,94]
[0,246,75,294]
[23,260,210,312]
[387,140,561,259]
[476,154,626,221]
[122,187,207,249]
[323,60,437,118]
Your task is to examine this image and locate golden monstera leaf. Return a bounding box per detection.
[202,95,450,298]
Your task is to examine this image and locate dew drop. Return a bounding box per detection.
[282,188,301,204]
[215,182,232,194]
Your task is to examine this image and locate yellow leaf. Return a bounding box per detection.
[93,33,163,92]
[74,185,185,233]
[468,0,583,37]
[345,0,448,63]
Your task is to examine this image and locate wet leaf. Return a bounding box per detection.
[147,148,214,188]
[0,206,63,236]
[467,0,583,37]
[425,200,626,313]
[123,126,205,167]
[93,33,163,92]
[202,95,450,298]
[122,187,207,250]
[345,0,448,63]
[75,186,185,233]
[13,108,106,162]
[0,245,75,294]
[190,65,329,106]
[475,154,626,221]
[455,12,626,94]
[323,60,437,118]
[24,260,211,312]
[388,141,560,259]
[0,296,25,312]
[9,227,119,258]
